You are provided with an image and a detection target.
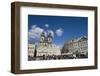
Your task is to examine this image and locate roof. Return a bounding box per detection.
[65,36,87,44]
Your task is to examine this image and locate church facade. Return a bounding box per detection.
[36,32,61,56]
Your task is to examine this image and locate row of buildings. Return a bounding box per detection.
[28,32,88,60]
[62,36,88,55]
[28,32,61,58]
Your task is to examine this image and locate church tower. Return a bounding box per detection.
[40,32,45,46]
[40,32,52,47]
[47,32,52,46]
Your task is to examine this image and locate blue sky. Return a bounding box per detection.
[28,15,88,47]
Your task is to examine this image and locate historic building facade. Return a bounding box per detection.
[62,36,88,55]
[36,32,61,56]
[28,44,36,57]
[28,31,88,59]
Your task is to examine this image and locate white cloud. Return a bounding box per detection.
[44,31,47,36]
[28,25,63,43]
[48,30,54,37]
[28,25,44,40]
[56,28,63,36]
[31,25,37,29]
[45,24,49,28]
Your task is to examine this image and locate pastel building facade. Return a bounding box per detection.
[28,44,35,57]
[62,36,88,55]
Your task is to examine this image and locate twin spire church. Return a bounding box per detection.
[28,31,61,58]
[36,31,61,56]
[40,32,52,47]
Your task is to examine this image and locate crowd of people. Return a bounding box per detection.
[28,52,88,61]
